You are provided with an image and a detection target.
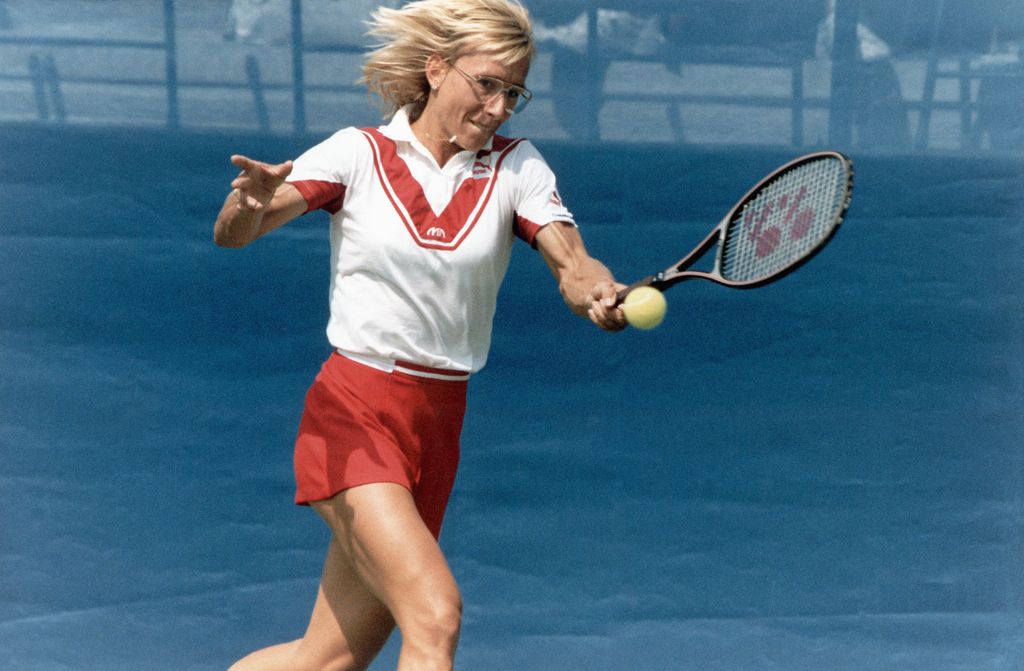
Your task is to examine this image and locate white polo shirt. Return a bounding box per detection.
[287,106,575,374]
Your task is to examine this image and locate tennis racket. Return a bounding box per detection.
[618,151,853,300]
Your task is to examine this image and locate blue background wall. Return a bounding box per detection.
[1,1,1022,669]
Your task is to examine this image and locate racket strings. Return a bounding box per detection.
[720,157,849,282]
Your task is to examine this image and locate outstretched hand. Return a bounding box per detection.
[230,154,293,212]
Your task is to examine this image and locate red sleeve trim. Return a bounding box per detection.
[513,213,543,247]
[514,215,576,249]
[290,179,347,215]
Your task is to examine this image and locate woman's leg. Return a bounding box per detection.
[229,535,396,671]
[312,482,462,671]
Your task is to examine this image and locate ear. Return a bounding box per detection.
[424,53,449,91]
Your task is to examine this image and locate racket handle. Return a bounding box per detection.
[615,273,670,304]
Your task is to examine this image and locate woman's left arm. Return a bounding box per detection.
[535,222,628,332]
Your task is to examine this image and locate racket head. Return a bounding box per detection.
[713,151,853,287]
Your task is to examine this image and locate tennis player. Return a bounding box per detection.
[214,1,626,668]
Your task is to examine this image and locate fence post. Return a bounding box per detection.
[792,59,804,147]
[164,0,179,129]
[291,0,306,136]
[246,54,271,133]
[0,0,12,30]
[42,53,66,122]
[827,0,858,148]
[915,0,947,149]
[28,53,49,121]
[583,2,601,142]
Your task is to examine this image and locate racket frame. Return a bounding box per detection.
[620,150,853,299]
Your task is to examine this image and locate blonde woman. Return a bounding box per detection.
[215,1,626,668]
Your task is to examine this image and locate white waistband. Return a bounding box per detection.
[337,350,471,382]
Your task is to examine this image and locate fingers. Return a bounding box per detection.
[270,159,294,180]
[229,155,292,184]
[231,187,264,212]
[228,156,292,211]
[230,154,256,171]
[586,280,628,332]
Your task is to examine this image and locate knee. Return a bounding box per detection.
[432,591,463,638]
[415,590,463,649]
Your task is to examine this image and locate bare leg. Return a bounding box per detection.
[312,483,462,671]
[229,536,395,671]
[228,640,302,671]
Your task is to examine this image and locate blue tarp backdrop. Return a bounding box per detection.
[1,1,1022,669]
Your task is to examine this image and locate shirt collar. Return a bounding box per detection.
[379,105,418,142]
[379,104,494,154]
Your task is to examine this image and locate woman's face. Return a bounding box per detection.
[424,52,530,152]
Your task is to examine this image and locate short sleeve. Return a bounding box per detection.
[510,141,576,247]
[287,127,364,215]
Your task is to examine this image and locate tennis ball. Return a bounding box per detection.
[621,286,667,330]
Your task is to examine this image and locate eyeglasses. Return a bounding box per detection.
[447,62,533,114]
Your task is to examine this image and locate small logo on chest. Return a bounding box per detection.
[361,129,523,251]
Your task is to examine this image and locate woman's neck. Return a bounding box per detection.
[412,125,462,167]
[409,106,464,167]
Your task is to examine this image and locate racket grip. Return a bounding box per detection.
[615,275,658,305]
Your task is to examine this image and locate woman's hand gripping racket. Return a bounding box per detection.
[619,151,854,329]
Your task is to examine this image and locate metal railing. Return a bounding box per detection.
[0,0,180,126]
[0,0,1017,151]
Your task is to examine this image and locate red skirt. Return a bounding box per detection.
[293,353,468,539]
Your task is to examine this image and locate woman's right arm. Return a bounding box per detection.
[213,154,309,248]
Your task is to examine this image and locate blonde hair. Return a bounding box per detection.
[362,0,534,117]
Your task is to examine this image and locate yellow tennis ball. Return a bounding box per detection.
[621,286,667,330]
